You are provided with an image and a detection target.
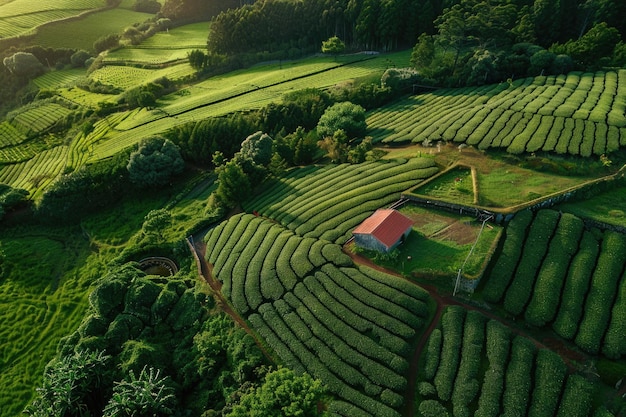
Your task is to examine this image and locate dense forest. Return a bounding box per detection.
[202,0,626,86]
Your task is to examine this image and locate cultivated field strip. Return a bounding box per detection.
[418,306,598,416]
[243,158,439,244]
[368,70,626,156]
[0,0,103,38]
[204,213,431,416]
[0,145,68,196]
[9,103,73,135]
[0,121,26,149]
[89,64,196,91]
[483,209,626,358]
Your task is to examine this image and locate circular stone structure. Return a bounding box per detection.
[138,257,178,277]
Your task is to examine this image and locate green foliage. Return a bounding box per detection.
[316,101,366,140]
[322,36,345,56]
[127,136,184,187]
[36,149,131,222]
[225,367,325,417]
[2,52,44,79]
[240,131,274,166]
[24,350,112,417]
[188,49,207,70]
[103,367,176,417]
[141,209,172,241]
[215,160,251,209]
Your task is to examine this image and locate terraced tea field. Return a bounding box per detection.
[0,0,104,39]
[367,71,626,156]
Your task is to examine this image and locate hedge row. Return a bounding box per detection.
[317,267,418,343]
[483,209,534,303]
[503,209,560,315]
[575,231,626,354]
[524,213,584,327]
[528,349,567,417]
[451,310,486,417]
[292,281,408,385]
[474,321,511,417]
[244,158,438,243]
[304,271,409,356]
[422,328,442,382]
[434,306,466,402]
[603,271,626,358]
[556,375,595,417]
[254,303,401,417]
[501,336,536,417]
[552,231,600,340]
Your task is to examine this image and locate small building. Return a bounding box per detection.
[352,208,413,253]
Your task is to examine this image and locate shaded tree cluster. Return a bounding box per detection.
[207,0,440,56]
[410,0,626,87]
[26,263,271,416]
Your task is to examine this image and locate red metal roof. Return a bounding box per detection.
[353,209,413,249]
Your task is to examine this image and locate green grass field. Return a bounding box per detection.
[356,205,502,279]
[31,7,154,51]
[0,0,105,39]
[103,21,209,65]
[0,228,95,417]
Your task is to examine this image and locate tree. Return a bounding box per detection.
[2,52,44,78]
[141,209,171,241]
[127,136,184,187]
[70,50,91,68]
[318,129,350,163]
[411,33,435,71]
[322,36,345,58]
[93,34,120,54]
[215,160,251,208]
[103,367,176,417]
[188,49,207,70]
[316,101,367,139]
[240,131,274,166]
[225,367,325,417]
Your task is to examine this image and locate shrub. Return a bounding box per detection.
[502,336,535,417]
[504,209,560,316]
[419,400,450,417]
[575,231,626,354]
[434,306,465,402]
[552,231,600,339]
[525,213,584,327]
[483,209,533,303]
[528,349,567,417]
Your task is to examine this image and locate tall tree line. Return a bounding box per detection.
[202,0,626,55]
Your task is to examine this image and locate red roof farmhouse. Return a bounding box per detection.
[352,208,413,253]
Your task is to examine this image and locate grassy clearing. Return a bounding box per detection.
[415,167,475,206]
[0,0,104,39]
[356,205,501,279]
[31,8,153,51]
[405,145,600,210]
[0,228,96,417]
[557,186,626,228]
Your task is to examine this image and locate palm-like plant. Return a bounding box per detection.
[103,366,176,417]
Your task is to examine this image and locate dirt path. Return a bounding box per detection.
[186,237,274,362]
[343,245,588,417]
